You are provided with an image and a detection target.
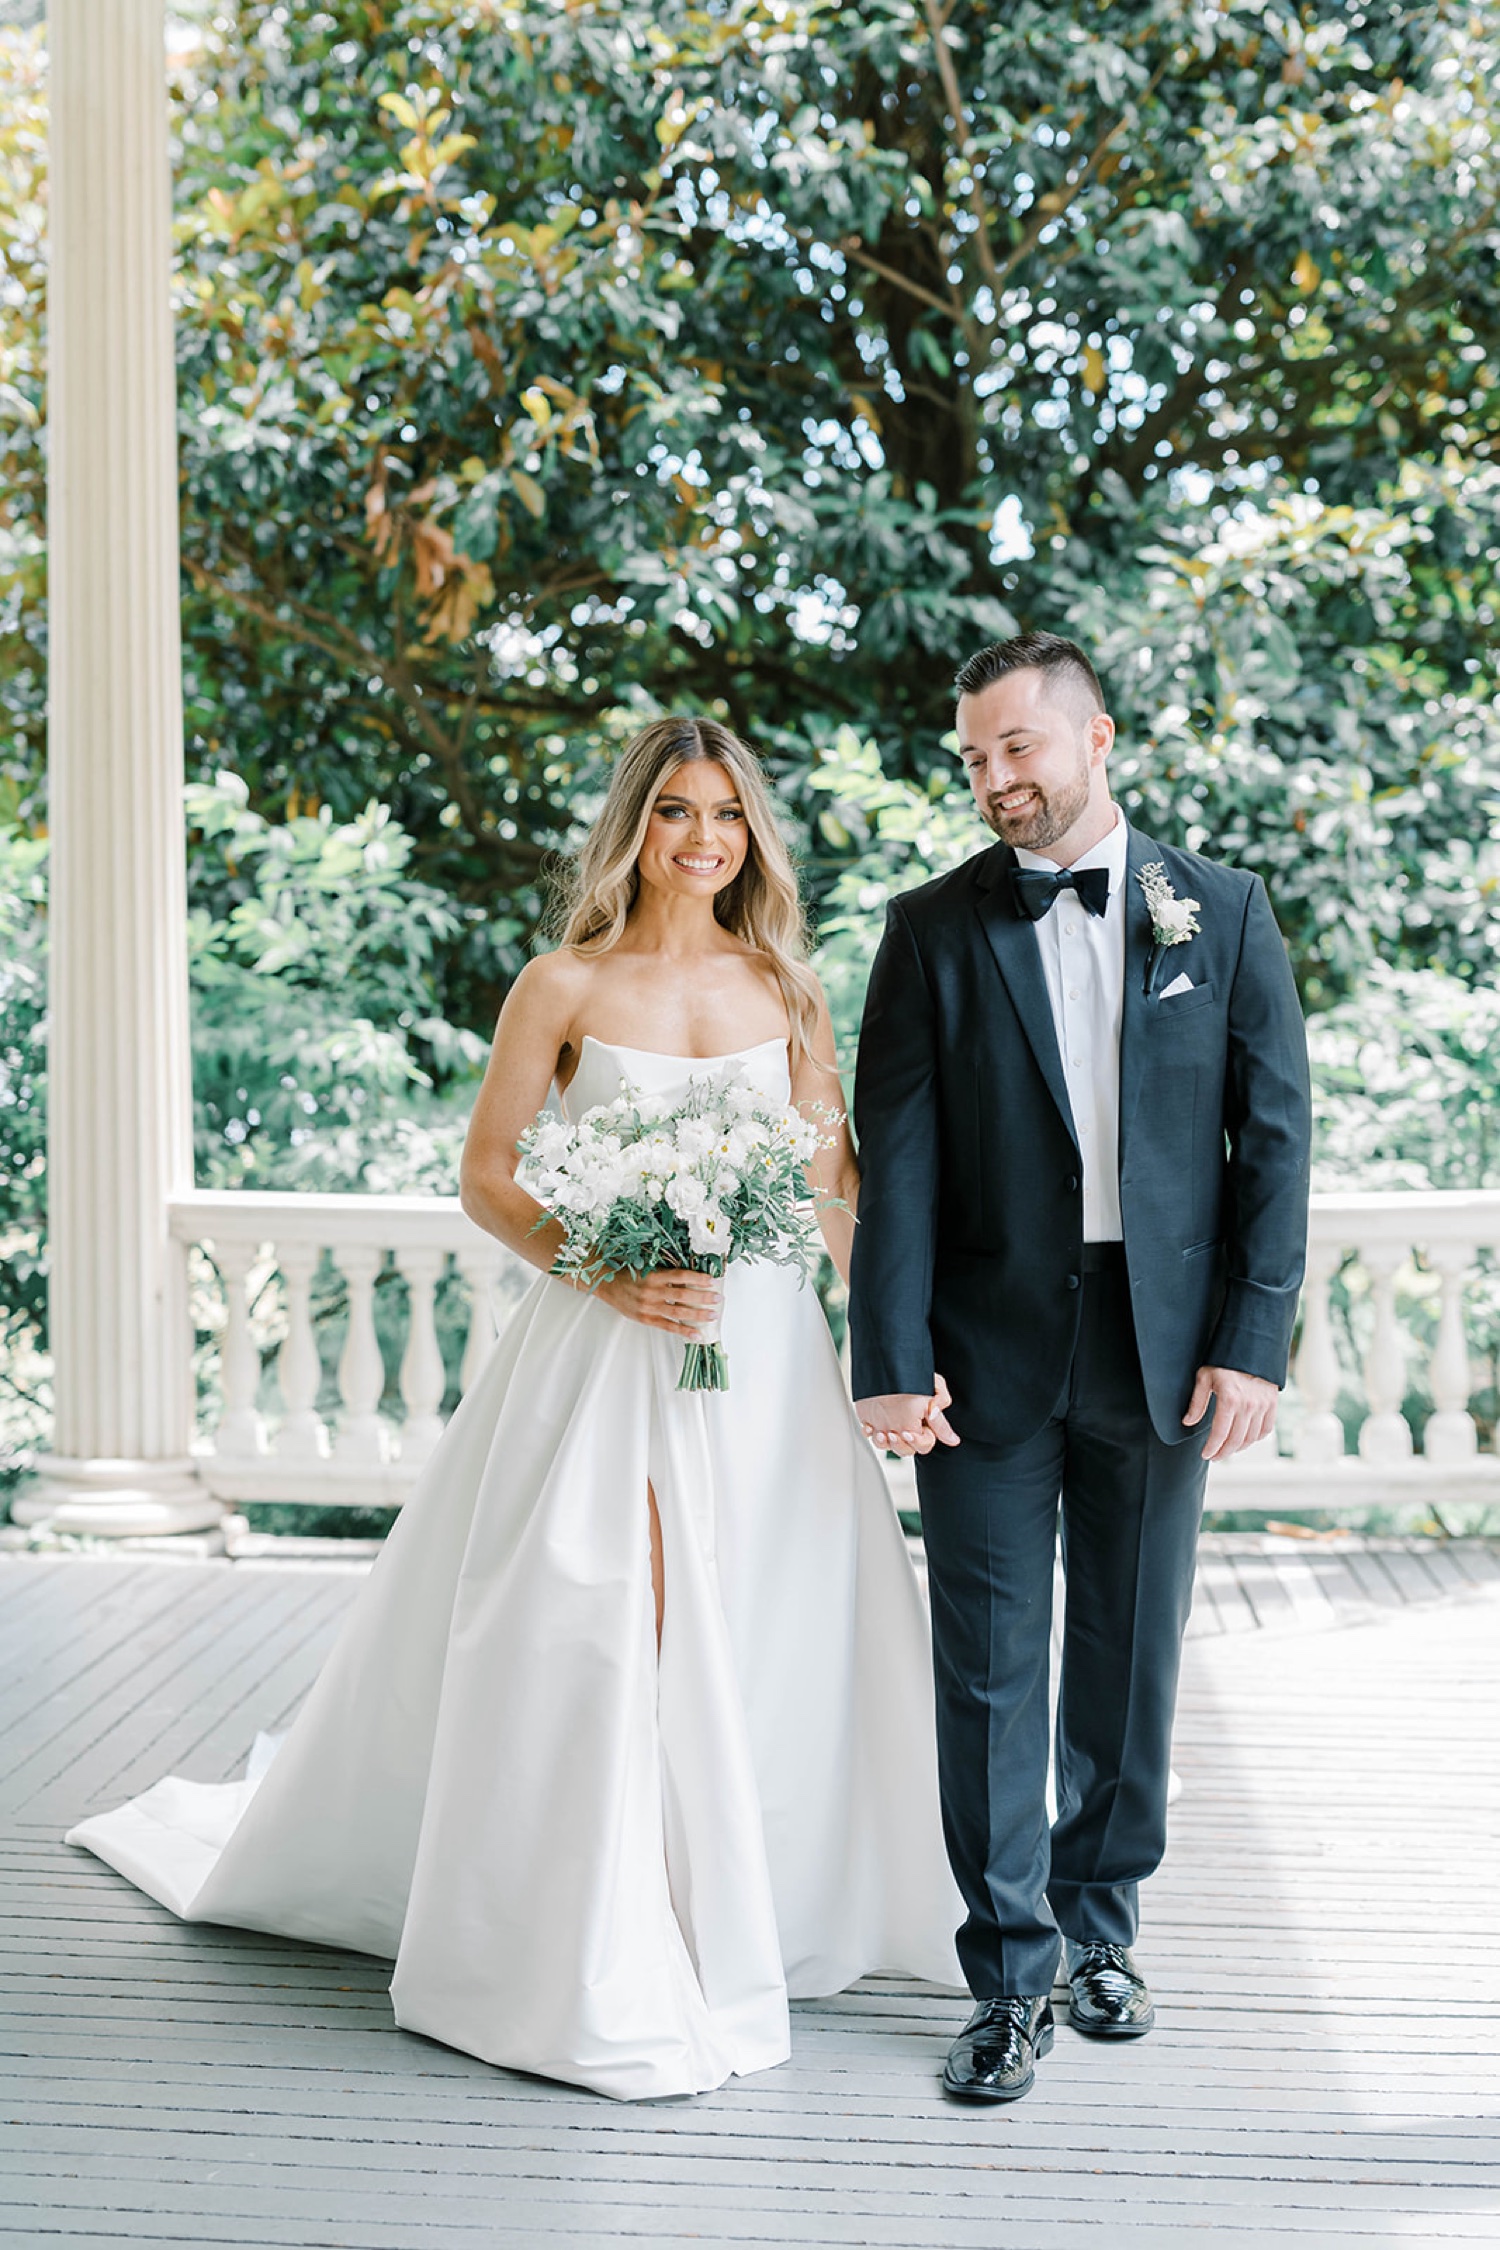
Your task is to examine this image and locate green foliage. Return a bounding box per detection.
[0,23,43,829]
[1070,466,1500,1010]
[187,775,485,1192]
[5,3,1497,1027]
[806,459,1500,1042]
[0,824,46,1399]
[1309,966,1500,1192]
[806,727,979,1058]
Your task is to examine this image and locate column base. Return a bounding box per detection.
[10,1455,224,1538]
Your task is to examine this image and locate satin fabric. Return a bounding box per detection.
[67,1037,962,2099]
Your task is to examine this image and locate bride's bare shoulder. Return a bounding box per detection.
[498,947,599,1034]
[511,946,594,995]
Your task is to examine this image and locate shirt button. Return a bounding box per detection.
[1064,921,1078,936]
[1068,987,1081,1000]
[1065,1273,1080,1290]
[1070,1056,1082,1069]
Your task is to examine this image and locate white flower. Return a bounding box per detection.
[688,1207,730,1255]
[524,1118,571,1170]
[1137,862,1202,950]
[673,1118,716,1162]
[665,1175,709,1217]
[1154,896,1198,940]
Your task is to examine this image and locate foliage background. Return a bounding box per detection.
[3,0,1499,1497]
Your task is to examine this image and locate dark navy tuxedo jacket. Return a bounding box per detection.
[848,823,1312,1449]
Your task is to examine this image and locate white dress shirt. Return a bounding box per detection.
[1014,808,1127,1242]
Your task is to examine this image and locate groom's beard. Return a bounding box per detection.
[982,757,1091,852]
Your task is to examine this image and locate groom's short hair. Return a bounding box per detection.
[954,632,1105,717]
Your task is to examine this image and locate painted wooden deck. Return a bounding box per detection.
[2,1537,1498,2249]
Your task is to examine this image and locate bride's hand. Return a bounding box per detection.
[595,1268,723,1338]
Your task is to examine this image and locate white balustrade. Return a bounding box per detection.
[395,1247,448,1468]
[1290,1240,1345,1465]
[333,1244,388,1466]
[1424,1243,1479,1463]
[1219,1188,1500,1502]
[1356,1239,1414,1463]
[272,1240,329,1461]
[168,1185,1500,1513]
[212,1236,267,1462]
[170,1191,531,1506]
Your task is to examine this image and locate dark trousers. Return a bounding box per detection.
[915,1257,1209,1999]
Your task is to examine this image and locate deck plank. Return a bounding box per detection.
[1,1545,1497,2249]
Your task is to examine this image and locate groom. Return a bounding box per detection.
[850,632,1310,2103]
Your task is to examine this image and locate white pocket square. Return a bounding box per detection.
[1160,972,1196,999]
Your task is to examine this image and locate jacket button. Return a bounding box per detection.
[1066,1273,1080,1291]
[1066,1175,1079,1192]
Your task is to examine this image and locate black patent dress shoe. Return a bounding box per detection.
[1065,1942,1156,2038]
[942,1995,1054,2102]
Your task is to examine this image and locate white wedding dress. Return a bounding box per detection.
[68,1036,963,2099]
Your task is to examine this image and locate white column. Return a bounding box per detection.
[15,0,218,1535]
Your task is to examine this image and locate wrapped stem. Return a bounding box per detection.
[676,1254,729,1391]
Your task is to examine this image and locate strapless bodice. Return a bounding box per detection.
[561,1034,791,1118]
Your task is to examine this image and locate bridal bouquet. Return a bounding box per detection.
[518,1076,832,1390]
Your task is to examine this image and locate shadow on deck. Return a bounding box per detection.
[1,1535,1498,2248]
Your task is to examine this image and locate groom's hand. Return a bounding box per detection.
[925,1370,960,1449]
[1184,1366,1279,1461]
[856,1373,962,1457]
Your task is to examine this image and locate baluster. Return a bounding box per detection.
[333,1243,388,1463]
[211,1236,267,1458]
[274,1240,329,1458]
[396,1246,447,1465]
[455,1241,504,1395]
[1357,1240,1413,1462]
[1424,1243,1478,1462]
[1292,1242,1346,1463]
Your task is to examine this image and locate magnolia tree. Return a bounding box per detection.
[3,0,1498,1010]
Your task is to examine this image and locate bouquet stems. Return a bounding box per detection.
[677,1255,729,1391]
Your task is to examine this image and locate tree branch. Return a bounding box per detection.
[835,238,964,327]
[183,553,505,859]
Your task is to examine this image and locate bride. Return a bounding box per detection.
[68,715,962,2100]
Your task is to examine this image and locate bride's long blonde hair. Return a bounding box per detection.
[555,717,821,1061]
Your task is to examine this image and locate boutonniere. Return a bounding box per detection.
[1137,862,1201,995]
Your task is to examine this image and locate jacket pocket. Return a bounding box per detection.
[1156,980,1216,1017]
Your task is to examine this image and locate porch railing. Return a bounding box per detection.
[168,1187,1500,1511]
[169,1191,530,1506]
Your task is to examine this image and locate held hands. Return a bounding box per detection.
[598,1268,723,1340]
[1184,1366,1279,1461]
[853,1364,1278,1461]
[856,1372,961,1458]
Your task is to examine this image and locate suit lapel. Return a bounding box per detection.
[1117,823,1160,1155]
[973,845,1079,1151]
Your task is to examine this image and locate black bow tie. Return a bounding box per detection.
[1011,864,1112,922]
